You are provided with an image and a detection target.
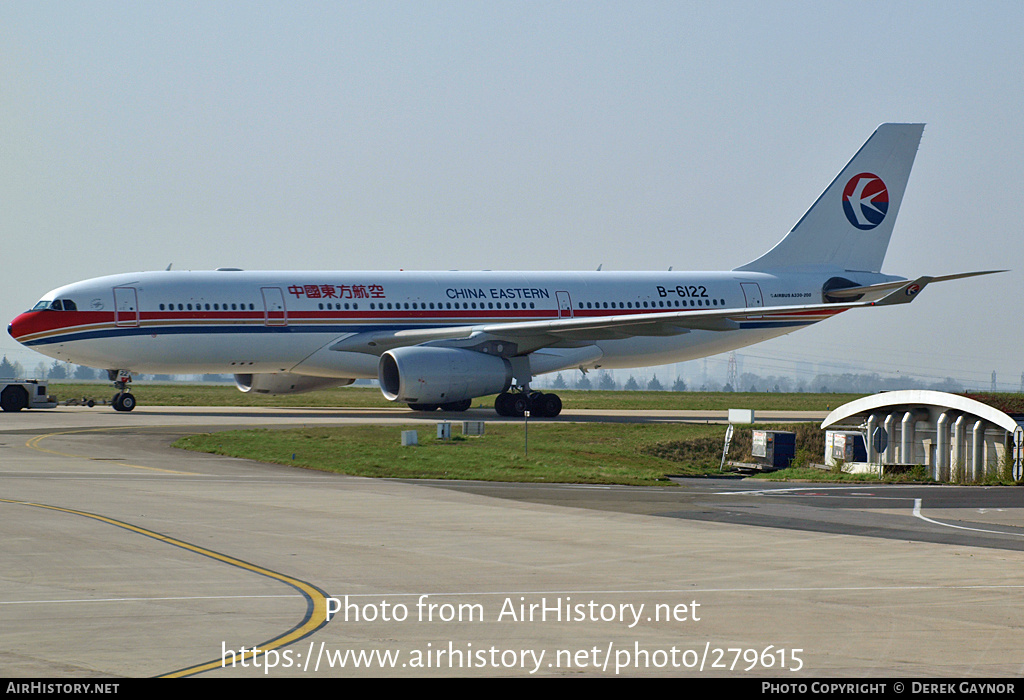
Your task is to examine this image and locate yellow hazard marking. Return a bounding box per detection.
[0,498,330,678]
[25,427,199,475]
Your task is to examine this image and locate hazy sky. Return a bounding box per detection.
[3,1,1022,389]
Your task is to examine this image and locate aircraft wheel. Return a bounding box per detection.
[494,393,513,416]
[537,393,562,418]
[113,392,136,412]
[441,399,472,412]
[508,394,529,417]
[495,392,526,417]
[528,392,547,417]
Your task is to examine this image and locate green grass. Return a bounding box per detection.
[174,422,737,485]
[176,419,1015,485]
[49,383,860,411]
[57,382,1016,485]
[755,466,921,483]
[174,421,886,485]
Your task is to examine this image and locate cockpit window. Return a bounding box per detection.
[31,299,78,311]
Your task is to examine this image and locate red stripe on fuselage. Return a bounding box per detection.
[10,304,834,344]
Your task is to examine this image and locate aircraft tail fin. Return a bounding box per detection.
[737,123,925,273]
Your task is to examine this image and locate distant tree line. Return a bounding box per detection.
[0,357,234,383]
[547,371,686,392]
[0,355,983,395]
[542,369,967,394]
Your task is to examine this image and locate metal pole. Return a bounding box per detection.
[524,410,529,457]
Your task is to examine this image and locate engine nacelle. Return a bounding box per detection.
[378,347,513,404]
[234,373,354,395]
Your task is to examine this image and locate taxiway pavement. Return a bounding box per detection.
[1,407,1022,677]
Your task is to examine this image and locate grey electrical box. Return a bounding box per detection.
[751,430,796,469]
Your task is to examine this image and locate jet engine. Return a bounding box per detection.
[234,373,354,395]
[378,346,513,404]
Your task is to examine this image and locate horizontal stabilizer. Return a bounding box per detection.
[826,270,1007,301]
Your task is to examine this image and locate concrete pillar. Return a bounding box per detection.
[971,420,986,481]
[1006,430,1022,481]
[884,413,898,467]
[936,412,950,481]
[953,415,967,482]
[867,414,879,466]
[902,411,916,465]
[1015,427,1024,481]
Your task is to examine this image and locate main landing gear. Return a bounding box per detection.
[494,390,562,418]
[407,391,563,418]
[107,369,136,412]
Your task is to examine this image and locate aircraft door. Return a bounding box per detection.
[556,291,573,318]
[114,287,139,327]
[741,283,764,308]
[261,287,288,326]
[740,283,763,318]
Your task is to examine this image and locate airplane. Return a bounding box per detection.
[6,123,1002,415]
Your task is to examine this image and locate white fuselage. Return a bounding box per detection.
[10,267,892,379]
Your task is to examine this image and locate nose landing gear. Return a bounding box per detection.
[107,370,136,412]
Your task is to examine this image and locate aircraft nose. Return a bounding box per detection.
[8,313,31,343]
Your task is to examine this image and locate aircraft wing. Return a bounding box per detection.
[330,276,940,356]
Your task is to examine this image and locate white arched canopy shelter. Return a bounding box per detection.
[821,390,1023,482]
